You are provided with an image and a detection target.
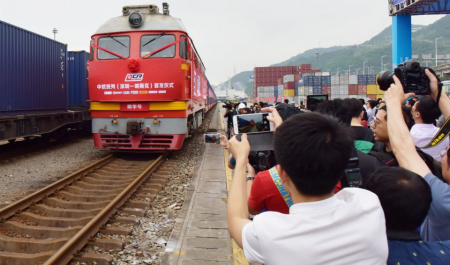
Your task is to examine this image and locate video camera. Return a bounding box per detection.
[222,101,233,109]
[377,61,438,95]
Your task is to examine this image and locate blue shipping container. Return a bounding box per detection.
[68,51,90,107]
[0,20,67,114]
[274,86,278,97]
[321,76,331,86]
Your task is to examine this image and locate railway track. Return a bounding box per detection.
[0,153,172,265]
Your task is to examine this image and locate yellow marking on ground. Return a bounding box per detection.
[220,107,249,265]
[174,250,186,256]
[232,239,249,265]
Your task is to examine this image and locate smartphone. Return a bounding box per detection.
[204,133,220,144]
[232,113,273,135]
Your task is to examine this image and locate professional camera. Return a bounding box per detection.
[222,101,232,109]
[248,150,277,173]
[377,61,437,95]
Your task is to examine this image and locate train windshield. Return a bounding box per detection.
[141,34,175,58]
[97,35,130,59]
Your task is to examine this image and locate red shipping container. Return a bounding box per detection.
[321,85,331,95]
[284,82,295,89]
[348,85,358,95]
[357,85,367,95]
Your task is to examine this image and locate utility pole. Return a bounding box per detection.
[52,28,58,40]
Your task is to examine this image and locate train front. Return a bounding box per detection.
[89,4,204,151]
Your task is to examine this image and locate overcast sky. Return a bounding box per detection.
[2,1,444,86]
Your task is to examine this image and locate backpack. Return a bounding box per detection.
[369,147,443,180]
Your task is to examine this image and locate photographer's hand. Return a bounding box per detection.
[385,76,430,177]
[261,107,283,130]
[426,68,450,120]
[384,76,415,106]
[228,134,250,164]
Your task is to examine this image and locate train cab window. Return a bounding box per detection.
[180,35,187,59]
[141,34,175,58]
[97,35,130,60]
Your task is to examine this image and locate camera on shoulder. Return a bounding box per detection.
[377,60,437,95]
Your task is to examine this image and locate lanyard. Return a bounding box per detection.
[269,166,293,207]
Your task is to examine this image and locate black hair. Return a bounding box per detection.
[274,113,353,196]
[368,100,377,109]
[415,96,441,124]
[343,98,364,118]
[284,99,289,104]
[364,167,432,231]
[379,105,414,130]
[315,99,352,126]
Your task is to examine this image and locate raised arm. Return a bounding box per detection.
[226,134,252,248]
[427,69,450,120]
[384,76,431,177]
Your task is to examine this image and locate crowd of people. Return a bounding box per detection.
[220,69,450,265]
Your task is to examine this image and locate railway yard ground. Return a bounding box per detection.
[0,105,250,265]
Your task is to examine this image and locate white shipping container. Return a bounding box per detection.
[349,75,358,85]
[339,85,349,95]
[340,75,349,85]
[331,75,340,85]
[330,95,340,100]
[340,94,349,99]
[298,87,305,95]
[305,86,313,95]
[314,72,322,77]
[322,72,331,76]
[349,95,358,99]
[283,74,295,83]
[331,86,340,95]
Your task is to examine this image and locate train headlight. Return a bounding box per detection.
[129,12,143,28]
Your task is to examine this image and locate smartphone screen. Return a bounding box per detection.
[233,113,271,134]
[204,133,220,144]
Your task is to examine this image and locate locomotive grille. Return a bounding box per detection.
[99,134,175,149]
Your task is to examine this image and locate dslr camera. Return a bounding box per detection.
[377,61,437,95]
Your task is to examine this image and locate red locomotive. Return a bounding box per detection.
[88,3,216,151]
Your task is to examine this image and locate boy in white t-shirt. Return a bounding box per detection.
[227,112,388,265]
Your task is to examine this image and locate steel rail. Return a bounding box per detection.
[43,153,166,265]
[0,154,114,221]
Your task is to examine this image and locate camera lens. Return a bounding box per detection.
[129,12,143,28]
[377,70,395,91]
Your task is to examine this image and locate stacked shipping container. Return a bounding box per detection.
[254,64,384,103]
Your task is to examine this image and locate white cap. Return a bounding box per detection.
[238,103,246,109]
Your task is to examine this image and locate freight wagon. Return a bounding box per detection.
[0,20,90,143]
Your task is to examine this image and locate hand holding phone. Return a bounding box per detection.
[204,133,220,144]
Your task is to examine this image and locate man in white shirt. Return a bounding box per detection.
[227,112,388,265]
[410,95,449,161]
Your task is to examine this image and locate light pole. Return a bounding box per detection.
[348,65,353,75]
[435,37,442,66]
[52,28,58,40]
[315,52,319,67]
[337,68,340,75]
[369,66,374,75]
[381,55,387,72]
[363,61,368,75]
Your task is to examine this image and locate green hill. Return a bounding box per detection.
[217,15,450,97]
